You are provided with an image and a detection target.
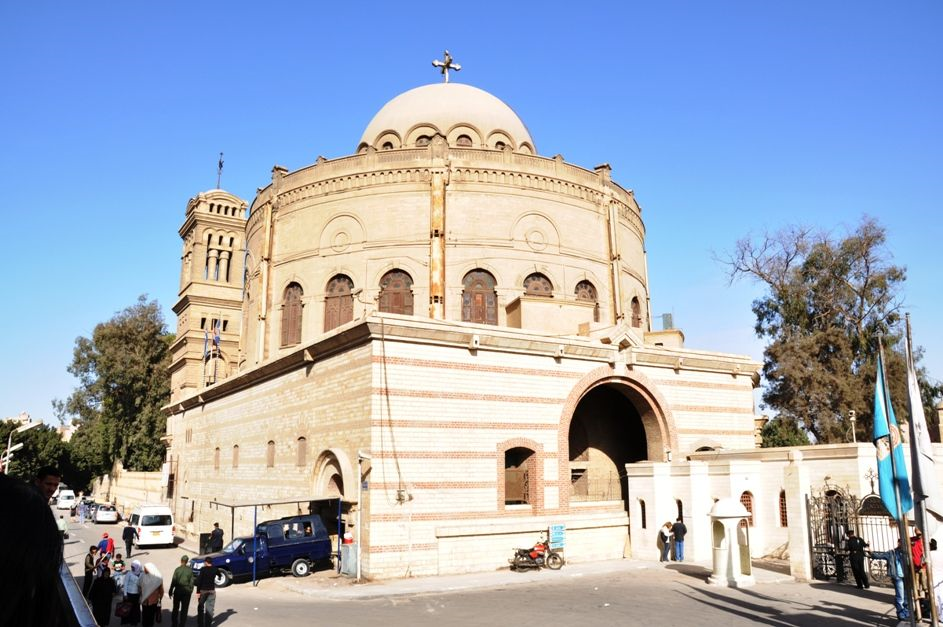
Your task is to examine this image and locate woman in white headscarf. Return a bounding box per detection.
[121,560,143,625]
[140,563,164,627]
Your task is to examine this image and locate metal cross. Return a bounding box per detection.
[432,50,461,83]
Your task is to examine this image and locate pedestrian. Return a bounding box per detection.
[99,532,116,557]
[84,545,101,598]
[0,473,63,626]
[845,529,869,589]
[79,500,86,524]
[911,528,930,602]
[58,514,70,539]
[169,555,195,627]
[123,522,139,558]
[196,557,217,627]
[89,561,117,626]
[658,522,673,562]
[671,516,687,562]
[871,540,911,621]
[32,465,62,502]
[122,560,144,625]
[210,522,224,552]
[140,563,164,627]
[114,554,127,593]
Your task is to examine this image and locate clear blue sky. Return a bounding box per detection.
[2,2,940,422]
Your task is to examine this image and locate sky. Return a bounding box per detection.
[2,2,940,423]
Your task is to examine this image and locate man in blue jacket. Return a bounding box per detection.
[871,540,911,621]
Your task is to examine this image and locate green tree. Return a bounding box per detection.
[760,417,811,448]
[725,218,939,443]
[0,421,70,482]
[55,296,173,477]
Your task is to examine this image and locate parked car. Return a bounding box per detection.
[95,504,120,524]
[190,515,332,587]
[128,505,175,547]
[56,490,76,511]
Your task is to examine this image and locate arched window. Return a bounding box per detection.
[639,499,647,529]
[523,273,553,297]
[324,275,354,332]
[456,134,473,147]
[296,437,307,467]
[266,440,276,468]
[740,491,754,528]
[575,280,599,322]
[779,489,788,527]
[504,447,534,505]
[495,141,507,150]
[232,445,239,469]
[214,447,220,471]
[416,135,431,147]
[462,270,498,325]
[378,270,414,315]
[631,297,642,328]
[281,282,303,346]
[381,141,393,150]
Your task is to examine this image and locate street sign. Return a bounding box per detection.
[549,523,566,549]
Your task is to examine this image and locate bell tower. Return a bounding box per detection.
[169,189,248,403]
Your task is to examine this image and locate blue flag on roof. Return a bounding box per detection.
[873,350,913,517]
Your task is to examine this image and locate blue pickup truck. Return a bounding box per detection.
[190,515,333,587]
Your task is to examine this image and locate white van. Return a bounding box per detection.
[56,489,76,510]
[128,505,175,547]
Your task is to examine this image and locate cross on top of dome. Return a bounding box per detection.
[431,50,461,83]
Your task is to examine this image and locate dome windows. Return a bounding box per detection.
[416,135,432,147]
[456,134,473,147]
[523,273,553,297]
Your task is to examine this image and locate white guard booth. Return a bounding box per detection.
[707,497,755,588]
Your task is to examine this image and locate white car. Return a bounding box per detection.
[95,504,120,524]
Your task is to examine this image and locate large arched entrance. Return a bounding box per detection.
[561,368,674,510]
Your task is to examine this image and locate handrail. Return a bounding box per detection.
[56,560,98,627]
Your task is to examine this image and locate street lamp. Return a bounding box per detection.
[3,419,40,474]
[849,410,857,444]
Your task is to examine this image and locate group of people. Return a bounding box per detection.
[843,526,943,622]
[657,517,688,562]
[82,545,219,626]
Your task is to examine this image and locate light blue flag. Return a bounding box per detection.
[873,351,913,516]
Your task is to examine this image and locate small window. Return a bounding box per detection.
[640,499,647,529]
[281,283,303,346]
[523,273,553,297]
[378,270,414,315]
[462,270,498,325]
[779,490,788,527]
[381,141,393,150]
[324,275,354,332]
[456,134,473,147]
[232,445,239,469]
[214,447,220,471]
[266,440,276,468]
[740,491,754,528]
[504,447,533,505]
[575,280,599,322]
[495,141,506,150]
[631,297,642,328]
[297,437,307,467]
[416,135,431,147]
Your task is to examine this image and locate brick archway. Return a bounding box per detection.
[557,366,676,510]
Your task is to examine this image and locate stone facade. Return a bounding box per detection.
[163,80,763,579]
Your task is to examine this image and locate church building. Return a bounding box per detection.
[164,57,765,578]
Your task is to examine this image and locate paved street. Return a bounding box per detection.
[62,514,907,626]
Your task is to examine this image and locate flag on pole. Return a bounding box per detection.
[873,350,914,517]
[906,320,943,538]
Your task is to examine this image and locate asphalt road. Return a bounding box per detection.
[61,513,903,626]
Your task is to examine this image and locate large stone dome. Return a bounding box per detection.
[358,83,536,153]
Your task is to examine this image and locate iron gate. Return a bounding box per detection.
[807,485,898,585]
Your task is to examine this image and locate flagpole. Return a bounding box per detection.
[906,315,939,626]
[879,335,918,627]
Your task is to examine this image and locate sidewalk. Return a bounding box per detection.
[272,557,796,600]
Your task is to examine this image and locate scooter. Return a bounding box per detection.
[509,536,564,571]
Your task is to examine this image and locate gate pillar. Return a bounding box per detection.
[784,450,812,581]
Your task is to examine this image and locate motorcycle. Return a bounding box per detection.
[509,536,564,571]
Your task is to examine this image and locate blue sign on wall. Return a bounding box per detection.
[549,523,566,549]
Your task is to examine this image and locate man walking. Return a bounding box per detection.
[82,545,100,598]
[671,516,687,562]
[872,540,911,621]
[845,529,869,589]
[210,522,224,552]
[169,555,195,627]
[123,521,139,558]
[196,557,217,627]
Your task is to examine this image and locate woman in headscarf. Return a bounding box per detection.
[122,560,143,625]
[89,560,117,626]
[140,562,164,627]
